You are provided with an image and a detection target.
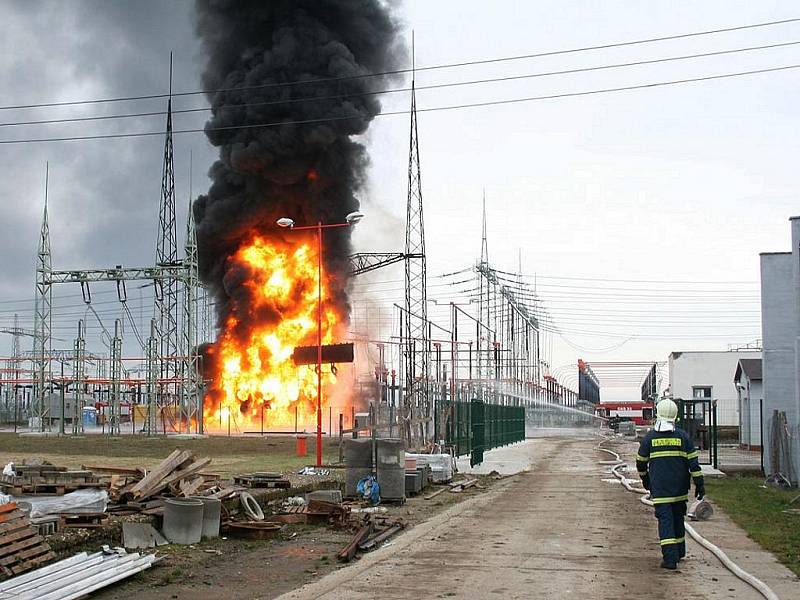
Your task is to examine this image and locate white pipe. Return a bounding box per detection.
[597,438,780,600]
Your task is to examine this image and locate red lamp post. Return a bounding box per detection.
[277,211,364,466]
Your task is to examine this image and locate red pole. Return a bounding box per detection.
[317,222,323,467]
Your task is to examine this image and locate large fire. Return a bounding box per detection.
[204,235,344,433]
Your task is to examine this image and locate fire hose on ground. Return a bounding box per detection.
[597,439,780,600]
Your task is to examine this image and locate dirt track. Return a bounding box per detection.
[279,435,799,600]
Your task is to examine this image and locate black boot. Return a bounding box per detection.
[660,561,677,570]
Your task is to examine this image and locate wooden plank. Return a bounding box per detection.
[449,479,478,494]
[337,524,371,562]
[2,542,51,567]
[82,465,144,476]
[0,527,38,551]
[135,457,212,500]
[0,519,33,537]
[0,535,44,563]
[128,449,191,496]
[208,486,247,500]
[179,476,205,497]
[0,504,18,515]
[0,510,27,525]
[358,523,403,551]
[10,550,55,575]
[423,486,449,500]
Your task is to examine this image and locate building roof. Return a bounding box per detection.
[734,358,762,382]
[670,350,761,359]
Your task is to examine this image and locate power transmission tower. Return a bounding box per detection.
[404,37,429,444]
[33,164,52,431]
[181,185,201,433]
[0,314,25,428]
[155,54,179,417]
[72,320,86,434]
[478,191,489,381]
[11,315,21,423]
[109,319,123,435]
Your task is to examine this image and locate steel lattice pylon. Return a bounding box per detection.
[109,320,123,435]
[181,197,202,433]
[154,57,180,416]
[33,166,52,431]
[404,62,430,443]
[72,320,86,434]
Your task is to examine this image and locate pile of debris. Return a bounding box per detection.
[95,449,215,512]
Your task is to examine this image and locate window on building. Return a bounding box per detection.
[692,386,712,399]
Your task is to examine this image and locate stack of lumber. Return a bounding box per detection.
[0,503,54,580]
[0,463,104,496]
[104,450,214,504]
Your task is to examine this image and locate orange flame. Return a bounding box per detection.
[204,235,342,432]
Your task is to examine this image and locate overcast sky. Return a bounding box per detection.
[0,1,797,399]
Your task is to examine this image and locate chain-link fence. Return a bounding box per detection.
[716,399,763,471]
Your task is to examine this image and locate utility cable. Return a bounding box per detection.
[1,63,799,145]
[3,39,799,129]
[2,16,799,112]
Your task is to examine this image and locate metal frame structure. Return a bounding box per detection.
[28,76,205,435]
[181,195,202,433]
[403,43,431,445]
[32,167,52,430]
[154,55,180,426]
[350,252,419,276]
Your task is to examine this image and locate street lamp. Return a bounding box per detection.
[277,211,364,466]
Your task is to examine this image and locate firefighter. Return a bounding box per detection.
[636,398,705,570]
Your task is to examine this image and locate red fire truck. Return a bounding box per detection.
[594,401,654,427]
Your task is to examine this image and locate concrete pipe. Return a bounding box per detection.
[240,491,265,521]
[163,498,204,544]
[191,496,222,538]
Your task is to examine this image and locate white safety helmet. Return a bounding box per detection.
[656,398,679,422]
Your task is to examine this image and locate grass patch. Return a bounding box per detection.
[706,476,800,577]
[0,432,340,477]
[159,566,185,586]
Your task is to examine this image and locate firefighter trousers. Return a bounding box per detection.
[654,501,686,565]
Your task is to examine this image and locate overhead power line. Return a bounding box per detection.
[1,16,798,112]
[458,268,759,285]
[3,39,799,129]
[2,63,799,145]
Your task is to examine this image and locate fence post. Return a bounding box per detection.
[759,397,765,476]
[712,400,718,470]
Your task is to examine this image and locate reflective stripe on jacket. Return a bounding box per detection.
[636,426,703,504]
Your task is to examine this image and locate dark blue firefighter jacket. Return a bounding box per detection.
[636,426,704,504]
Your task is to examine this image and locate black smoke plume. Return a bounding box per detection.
[193,0,403,350]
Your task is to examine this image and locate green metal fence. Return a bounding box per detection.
[444,398,526,466]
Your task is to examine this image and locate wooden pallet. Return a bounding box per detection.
[1,468,104,496]
[233,475,291,489]
[59,512,109,529]
[0,482,102,496]
[0,503,54,580]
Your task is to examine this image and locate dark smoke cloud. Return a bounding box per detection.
[193,0,404,337]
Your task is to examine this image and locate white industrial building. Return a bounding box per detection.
[734,358,762,448]
[760,216,800,483]
[668,350,762,428]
